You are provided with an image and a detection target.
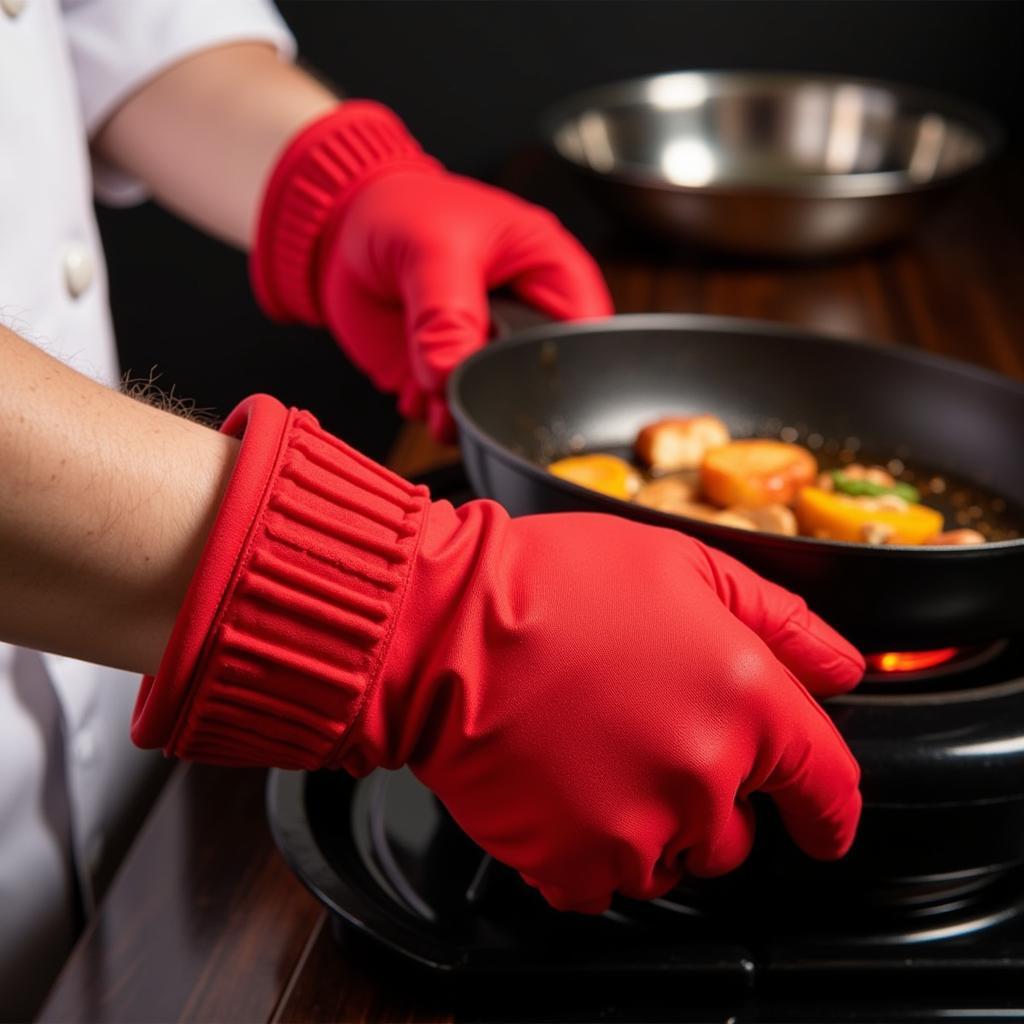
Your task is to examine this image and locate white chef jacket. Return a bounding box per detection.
[0,1,295,1017]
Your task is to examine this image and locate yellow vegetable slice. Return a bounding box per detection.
[794,486,944,545]
[548,454,640,501]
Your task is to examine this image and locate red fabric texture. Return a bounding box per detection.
[249,102,613,441]
[132,393,429,767]
[134,395,865,912]
[250,101,440,325]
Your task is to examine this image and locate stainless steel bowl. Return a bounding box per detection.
[542,71,1002,258]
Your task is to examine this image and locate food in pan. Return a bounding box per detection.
[794,487,943,545]
[927,529,987,545]
[633,473,699,511]
[726,504,799,536]
[635,415,730,472]
[547,453,640,500]
[820,464,920,503]
[632,471,799,535]
[547,413,1013,546]
[701,440,817,508]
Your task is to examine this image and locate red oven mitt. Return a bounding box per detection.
[250,102,612,442]
[133,396,864,913]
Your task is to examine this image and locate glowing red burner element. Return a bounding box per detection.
[866,648,962,674]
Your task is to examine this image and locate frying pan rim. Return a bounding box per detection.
[448,313,1024,556]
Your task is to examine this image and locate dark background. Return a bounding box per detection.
[102,0,1024,460]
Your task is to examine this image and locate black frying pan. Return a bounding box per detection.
[449,314,1024,652]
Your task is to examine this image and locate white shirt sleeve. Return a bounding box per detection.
[60,0,298,205]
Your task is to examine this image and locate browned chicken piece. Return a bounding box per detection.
[925,529,986,545]
[635,414,730,473]
[726,504,799,536]
[652,501,758,531]
[633,473,700,512]
[713,510,758,531]
[669,501,721,521]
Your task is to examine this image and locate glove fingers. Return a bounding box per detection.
[760,680,862,861]
[322,277,413,396]
[684,799,757,878]
[398,378,427,421]
[521,874,614,916]
[427,395,457,445]
[494,212,614,320]
[699,545,864,697]
[400,253,490,394]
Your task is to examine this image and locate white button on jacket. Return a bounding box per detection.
[62,240,94,298]
[0,1,294,1017]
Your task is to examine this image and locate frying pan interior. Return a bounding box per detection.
[450,315,1024,651]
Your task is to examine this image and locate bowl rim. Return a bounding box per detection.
[540,69,1004,198]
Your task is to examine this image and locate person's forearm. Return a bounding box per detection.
[93,43,337,248]
[0,324,238,674]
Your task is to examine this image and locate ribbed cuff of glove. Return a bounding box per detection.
[250,100,441,325]
[131,394,429,769]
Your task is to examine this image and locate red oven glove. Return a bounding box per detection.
[250,102,612,442]
[133,396,864,913]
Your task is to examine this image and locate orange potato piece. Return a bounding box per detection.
[635,415,730,472]
[548,453,640,501]
[700,440,817,508]
[795,487,944,545]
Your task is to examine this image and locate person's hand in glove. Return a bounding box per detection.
[135,395,865,913]
[249,102,613,441]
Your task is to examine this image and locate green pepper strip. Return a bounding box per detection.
[830,470,920,504]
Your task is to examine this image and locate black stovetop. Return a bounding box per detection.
[267,763,1024,1022]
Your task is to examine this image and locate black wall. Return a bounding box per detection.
[281,0,1024,173]
[103,1,1023,457]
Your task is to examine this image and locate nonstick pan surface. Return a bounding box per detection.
[449,315,1024,652]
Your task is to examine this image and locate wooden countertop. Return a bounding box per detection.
[40,158,1024,1024]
